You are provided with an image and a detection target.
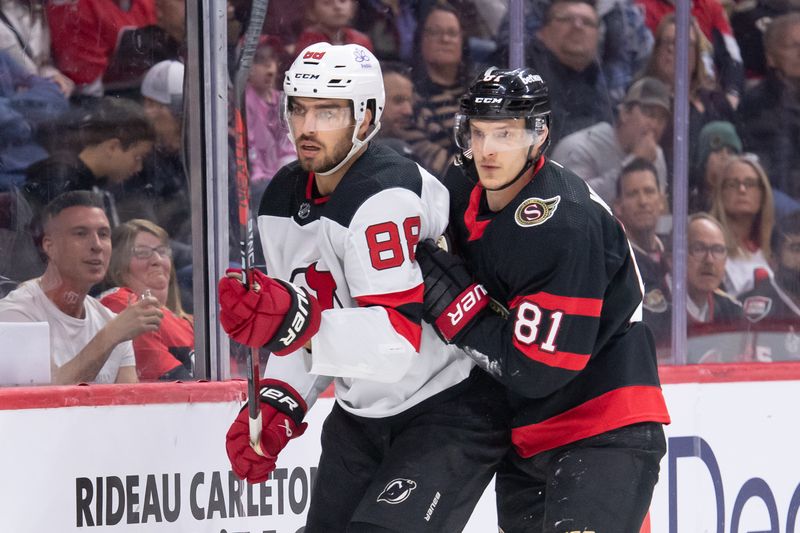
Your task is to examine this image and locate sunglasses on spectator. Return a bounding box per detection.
[132,245,173,260]
[688,243,727,260]
[722,178,761,191]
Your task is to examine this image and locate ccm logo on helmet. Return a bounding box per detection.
[279,289,311,347]
[295,73,320,79]
[449,284,488,326]
[474,97,503,104]
[303,51,326,60]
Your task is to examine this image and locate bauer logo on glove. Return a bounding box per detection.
[218,268,321,354]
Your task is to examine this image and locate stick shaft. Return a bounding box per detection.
[231,0,270,448]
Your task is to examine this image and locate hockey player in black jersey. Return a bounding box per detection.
[416,67,672,532]
[217,43,509,532]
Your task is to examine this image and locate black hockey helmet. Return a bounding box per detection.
[454,67,551,152]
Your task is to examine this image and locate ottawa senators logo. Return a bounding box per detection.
[743,296,772,323]
[377,479,417,504]
[515,196,561,227]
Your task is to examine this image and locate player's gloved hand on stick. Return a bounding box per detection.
[218,268,321,354]
[415,239,488,344]
[226,379,308,483]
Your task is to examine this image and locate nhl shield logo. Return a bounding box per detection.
[515,196,561,227]
[377,478,417,504]
[297,202,311,220]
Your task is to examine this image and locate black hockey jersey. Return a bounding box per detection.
[256,143,474,418]
[741,276,800,361]
[445,157,670,458]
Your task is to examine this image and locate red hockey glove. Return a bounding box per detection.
[226,379,308,483]
[416,239,489,344]
[218,268,321,354]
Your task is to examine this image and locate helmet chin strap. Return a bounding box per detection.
[315,121,381,177]
[483,145,538,192]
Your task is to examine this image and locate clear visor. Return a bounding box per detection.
[454,114,539,153]
[280,93,355,134]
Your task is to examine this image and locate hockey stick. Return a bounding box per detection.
[232,0,269,455]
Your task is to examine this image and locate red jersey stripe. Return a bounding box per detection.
[355,284,424,351]
[511,386,671,458]
[510,292,603,317]
[305,172,330,205]
[465,156,547,241]
[465,184,491,242]
[513,339,591,371]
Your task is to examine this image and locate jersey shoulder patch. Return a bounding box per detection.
[514,196,561,227]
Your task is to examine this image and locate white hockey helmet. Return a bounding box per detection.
[283,42,385,175]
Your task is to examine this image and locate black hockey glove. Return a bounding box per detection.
[416,239,489,344]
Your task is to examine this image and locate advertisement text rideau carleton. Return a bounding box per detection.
[75,467,318,527]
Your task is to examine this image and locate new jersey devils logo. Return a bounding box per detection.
[376,479,417,504]
[515,196,561,227]
[304,262,337,310]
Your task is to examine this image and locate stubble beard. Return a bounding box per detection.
[298,135,353,174]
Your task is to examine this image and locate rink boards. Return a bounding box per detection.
[0,364,799,533]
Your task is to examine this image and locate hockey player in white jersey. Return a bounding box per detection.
[218,43,508,532]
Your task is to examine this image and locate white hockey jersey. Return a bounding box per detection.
[256,143,474,418]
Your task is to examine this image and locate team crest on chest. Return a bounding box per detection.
[514,196,561,227]
[743,296,772,322]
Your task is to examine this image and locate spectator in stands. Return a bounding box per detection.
[614,159,669,301]
[0,0,74,96]
[102,0,186,99]
[613,159,671,350]
[684,213,745,362]
[648,213,745,361]
[522,0,614,147]
[689,120,742,213]
[404,3,471,175]
[101,219,193,380]
[0,50,68,187]
[551,76,671,204]
[635,0,744,108]
[373,61,417,161]
[293,0,373,57]
[639,14,736,173]
[737,13,800,201]
[492,0,653,104]
[111,61,192,270]
[730,0,793,82]
[741,211,800,361]
[246,38,295,198]
[353,0,418,62]
[711,154,776,297]
[0,192,163,384]
[24,97,155,228]
[47,0,156,96]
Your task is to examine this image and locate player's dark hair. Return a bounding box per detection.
[73,97,155,150]
[41,191,105,227]
[771,211,800,254]
[617,158,659,197]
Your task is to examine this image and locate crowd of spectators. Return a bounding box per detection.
[1,0,800,386]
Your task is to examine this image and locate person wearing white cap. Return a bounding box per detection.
[141,60,184,153]
[113,60,191,272]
